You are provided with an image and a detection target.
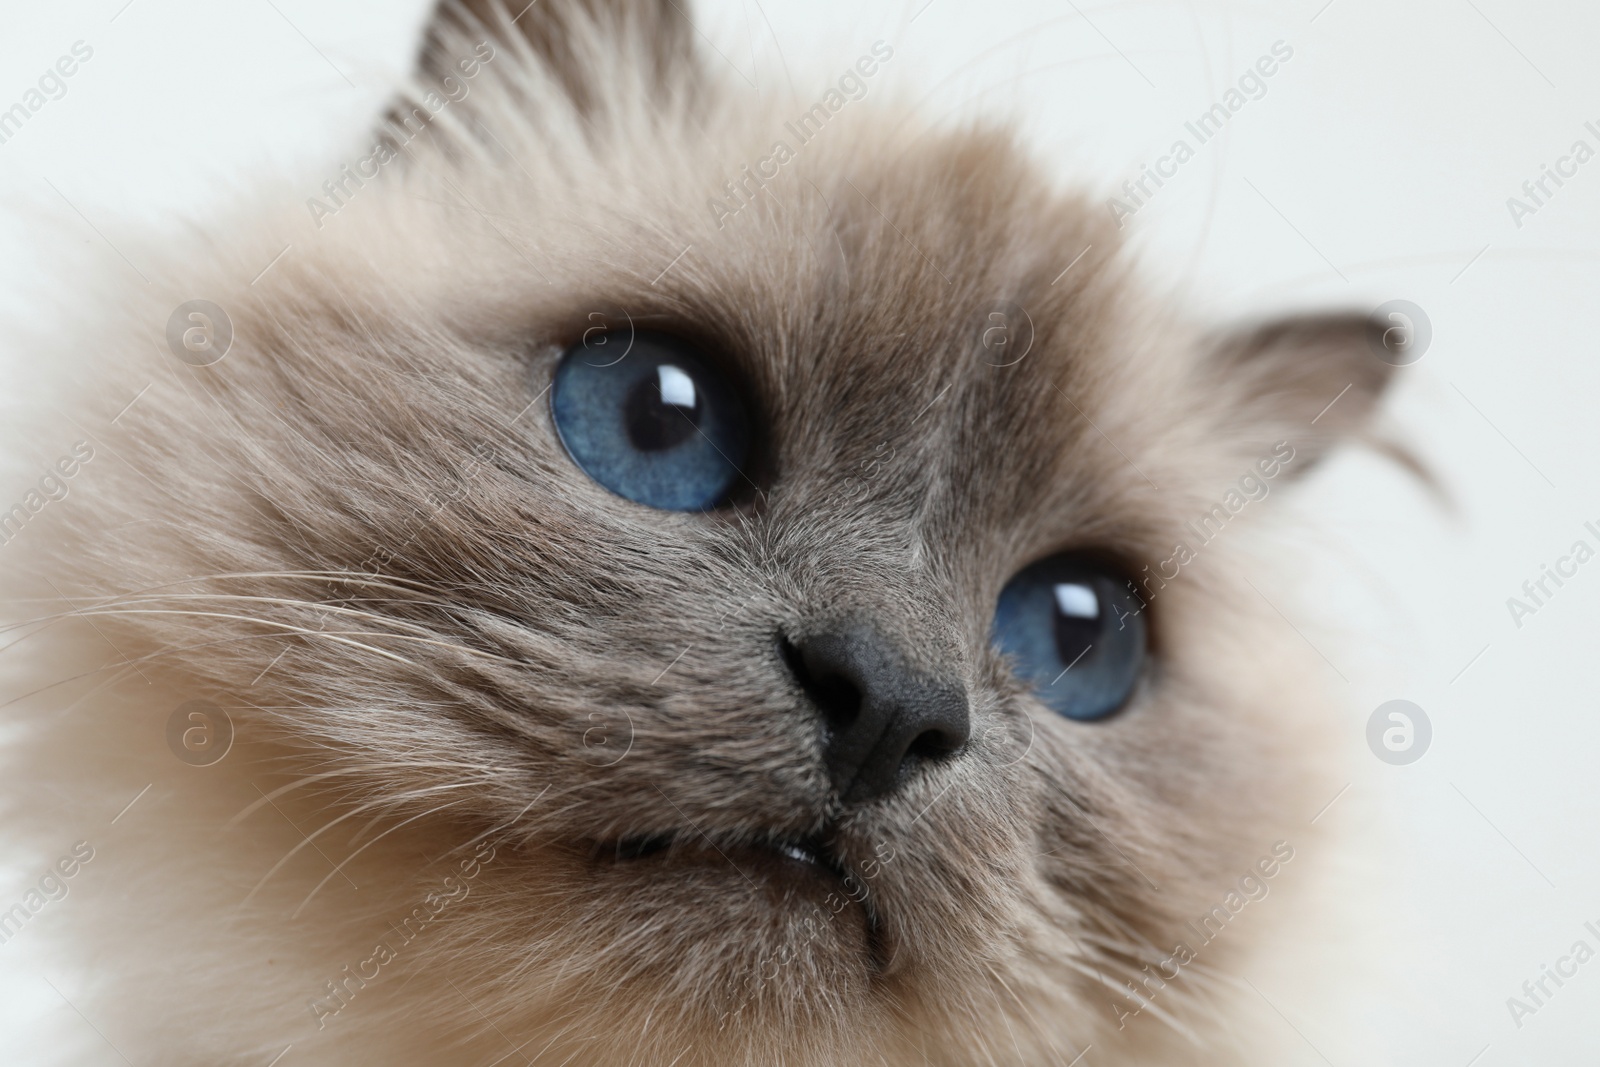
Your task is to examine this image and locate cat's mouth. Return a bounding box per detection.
[599,831,853,890]
[592,831,893,971]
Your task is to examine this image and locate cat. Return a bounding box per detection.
[0,1,1398,1064]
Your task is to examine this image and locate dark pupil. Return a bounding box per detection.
[1051,581,1100,669]
[625,364,702,451]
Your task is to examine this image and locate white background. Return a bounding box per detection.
[1,1,1596,1064]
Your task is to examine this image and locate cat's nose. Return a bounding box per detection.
[782,626,970,805]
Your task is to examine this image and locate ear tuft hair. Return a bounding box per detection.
[416,0,697,112]
[1206,311,1398,478]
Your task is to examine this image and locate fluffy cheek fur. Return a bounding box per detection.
[0,2,1387,1064]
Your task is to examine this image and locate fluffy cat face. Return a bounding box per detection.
[30,1,1393,1062]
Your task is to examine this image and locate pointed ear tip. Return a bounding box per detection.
[1338,309,1403,400]
[1205,307,1413,475]
[1218,307,1404,401]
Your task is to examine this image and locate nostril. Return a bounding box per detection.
[906,727,963,763]
[777,633,806,682]
[784,626,970,804]
[778,634,862,733]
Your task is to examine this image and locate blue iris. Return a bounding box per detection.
[550,334,750,511]
[991,555,1147,721]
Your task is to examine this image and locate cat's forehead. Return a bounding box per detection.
[549,129,1190,554]
[291,106,1208,570]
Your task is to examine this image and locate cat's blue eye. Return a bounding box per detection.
[991,555,1147,721]
[550,333,751,511]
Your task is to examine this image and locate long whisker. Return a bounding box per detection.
[0,654,142,714]
[226,769,364,828]
[0,627,460,712]
[291,796,476,919]
[2,568,459,612]
[0,604,416,668]
[53,608,452,668]
[44,600,523,668]
[236,780,482,911]
[0,571,477,656]
[137,633,506,691]
[61,592,474,642]
[434,786,549,863]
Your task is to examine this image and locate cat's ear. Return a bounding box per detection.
[412,0,698,113]
[1204,311,1399,478]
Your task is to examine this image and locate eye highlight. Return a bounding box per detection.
[991,555,1147,721]
[550,333,751,511]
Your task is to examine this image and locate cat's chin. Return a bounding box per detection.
[587,830,895,972]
